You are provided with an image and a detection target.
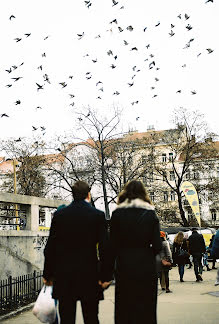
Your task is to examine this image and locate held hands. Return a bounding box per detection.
[98,280,112,289]
[43,277,53,286]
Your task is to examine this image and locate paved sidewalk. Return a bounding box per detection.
[1,265,219,324]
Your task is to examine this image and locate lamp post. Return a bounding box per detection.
[13,159,20,231]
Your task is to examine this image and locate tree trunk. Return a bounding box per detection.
[177,189,189,227]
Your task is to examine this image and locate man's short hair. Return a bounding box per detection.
[72,181,90,201]
[192,227,197,232]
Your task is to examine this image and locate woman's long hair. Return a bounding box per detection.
[174,231,184,245]
[117,180,152,205]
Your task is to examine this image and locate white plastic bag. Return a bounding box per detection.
[32,285,56,323]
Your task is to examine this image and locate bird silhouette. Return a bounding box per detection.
[69,94,75,98]
[92,59,97,63]
[143,27,147,32]
[169,30,175,37]
[15,100,21,105]
[14,138,22,142]
[205,0,213,2]
[1,113,9,117]
[107,50,113,56]
[96,81,103,86]
[113,91,120,95]
[24,33,31,37]
[118,27,123,32]
[42,53,46,57]
[9,15,15,20]
[11,77,22,81]
[36,106,42,109]
[176,90,181,93]
[128,82,134,87]
[110,64,116,69]
[112,0,118,6]
[186,24,192,31]
[131,47,138,51]
[110,19,117,24]
[43,74,50,83]
[77,32,84,40]
[155,21,160,27]
[12,65,18,70]
[177,14,182,19]
[206,48,214,54]
[14,38,22,42]
[191,90,197,95]
[6,84,12,88]
[38,65,43,70]
[59,82,67,88]
[123,40,128,45]
[146,44,150,49]
[70,102,75,106]
[36,83,44,91]
[40,126,46,131]
[32,126,38,131]
[185,13,190,20]
[5,68,12,73]
[126,25,133,31]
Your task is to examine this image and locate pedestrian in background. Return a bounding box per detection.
[188,228,206,282]
[159,231,173,293]
[109,180,162,324]
[211,229,219,286]
[209,234,217,269]
[173,232,189,282]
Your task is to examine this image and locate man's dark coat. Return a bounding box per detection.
[43,200,111,300]
[188,231,206,255]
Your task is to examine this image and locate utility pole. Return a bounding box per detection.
[13,159,20,230]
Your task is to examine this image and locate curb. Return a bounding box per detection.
[0,302,34,322]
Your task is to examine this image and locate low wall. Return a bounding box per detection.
[0,231,49,279]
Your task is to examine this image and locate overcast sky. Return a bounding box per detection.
[0,0,218,141]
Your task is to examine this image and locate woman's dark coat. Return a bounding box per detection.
[43,200,111,300]
[173,238,189,265]
[109,198,162,324]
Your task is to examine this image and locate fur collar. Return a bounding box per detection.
[115,198,155,210]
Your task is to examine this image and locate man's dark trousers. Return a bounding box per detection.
[192,252,203,279]
[58,298,99,324]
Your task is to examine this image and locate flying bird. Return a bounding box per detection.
[59,82,67,88]
[5,68,12,73]
[24,33,31,37]
[169,30,175,37]
[130,47,138,51]
[77,32,84,40]
[110,19,117,24]
[15,100,21,105]
[185,13,190,20]
[113,91,120,95]
[92,58,97,63]
[1,113,9,117]
[206,48,214,54]
[118,26,123,32]
[128,82,134,87]
[186,24,192,31]
[112,0,118,6]
[107,50,113,55]
[14,38,22,42]
[146,44,150,49]
[6,84,12,88]
[123,40,128,45]
[14,138,22,142]
[12,65,17,70]
[155,21,160,27]
[32,126,38,131]
[42,52,46,57]
[11,77,22,81]
[176,90,181,93]
[126,25,133,31]
[191,90,197,95]
[69,94,75,98]
[96,81,103,86]
[110,64,116,69]
[143,27,147,32]
[9,15,15,20]
[36,83,44,91]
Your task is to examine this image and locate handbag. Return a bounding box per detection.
[178,244,190,259]
[161,259,172,267]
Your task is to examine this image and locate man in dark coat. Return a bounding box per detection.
[188,228,206,282]
[43,181,112,324]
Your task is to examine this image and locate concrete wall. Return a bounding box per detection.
[0,231,49,279]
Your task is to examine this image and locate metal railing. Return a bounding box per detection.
[0,271,43,315]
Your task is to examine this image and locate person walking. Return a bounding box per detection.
[159,231,173,293]
[188,228,206,282]
[172,232,189,282]
[209,234,217,269]
[211,229,219,286]
[109,180,162,324]
[43,181,112,324]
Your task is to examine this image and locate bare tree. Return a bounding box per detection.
[1,138,47,197]
[145,108,218,226]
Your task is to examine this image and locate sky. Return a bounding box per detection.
[0,0,218,141]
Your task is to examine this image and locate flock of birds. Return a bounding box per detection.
[1,0,215,135]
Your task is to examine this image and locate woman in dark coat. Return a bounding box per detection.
[109,180,162,324]
[172,231,189,282]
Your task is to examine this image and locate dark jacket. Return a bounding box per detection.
[173,239,189,265]
[109,198,161,288]
[43,200,111,300]
[188,231,206,255]
[212,230,219,259]
[109,198,161,323]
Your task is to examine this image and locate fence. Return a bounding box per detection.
[0,271,43,316]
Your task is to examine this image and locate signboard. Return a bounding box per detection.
[181,181,201,227]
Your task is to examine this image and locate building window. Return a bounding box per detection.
[170,191,175,201]
[162,153,167,163]
[169,152,173,161]
[170,171,175,181]
[150,192,155,202]
[217,167,219,177]
[164,191,168,202]
[211,209,217,221]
